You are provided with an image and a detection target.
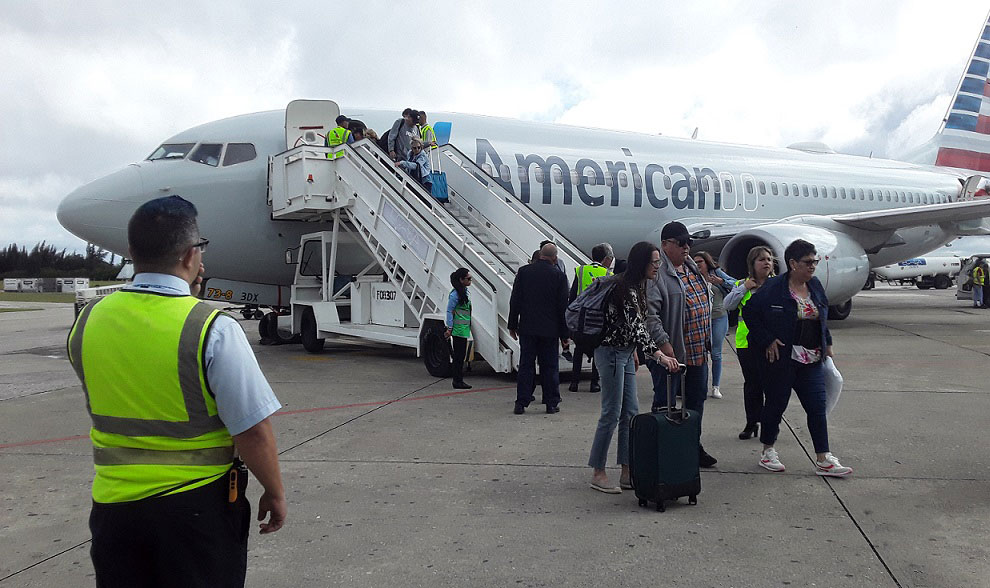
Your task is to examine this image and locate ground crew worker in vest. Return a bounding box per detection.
[418,110,437,149]
[326,115,352,159]
[973,261,986,308]
[567,243,614,392]
[445,268,473,389]
[68,195,286,587]
[724,245,775,440]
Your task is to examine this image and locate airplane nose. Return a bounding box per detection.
[57,165,145,254]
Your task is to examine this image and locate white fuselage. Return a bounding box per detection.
[57,108,967,289]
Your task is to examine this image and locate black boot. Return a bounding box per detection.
[452,380,472,390]
[738,423,759,440]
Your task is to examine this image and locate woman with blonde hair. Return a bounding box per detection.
[724,246,774,440]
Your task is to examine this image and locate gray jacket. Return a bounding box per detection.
[645,250,709,362]
[388,119,417,160]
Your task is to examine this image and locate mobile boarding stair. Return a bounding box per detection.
[267,100,590,375]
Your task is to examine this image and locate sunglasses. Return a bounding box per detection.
[797,257,820,266]
[194,237,209,252]
[666,237,692,247]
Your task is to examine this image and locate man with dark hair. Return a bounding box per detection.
[68,195,287,587]
[508,243,570,414]
[567,242,614,392]
[388,107,418,162]
[645,221,717,467]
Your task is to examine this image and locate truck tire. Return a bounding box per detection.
[933,274,952,290]
[300,307,325,353]
[828,300,852,321]
[420,321,451,377]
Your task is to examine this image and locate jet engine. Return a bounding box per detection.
[719,224,869,319]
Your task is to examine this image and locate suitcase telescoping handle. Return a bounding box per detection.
[667,364,688,420]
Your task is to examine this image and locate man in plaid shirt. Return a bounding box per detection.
[645,221,717,468]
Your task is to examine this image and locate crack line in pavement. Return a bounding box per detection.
[272,457,990,481]
[0,539,90,584]
[783,416,903,588]
[277,378,446,456]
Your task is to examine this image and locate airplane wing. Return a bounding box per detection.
[829,199,990,231]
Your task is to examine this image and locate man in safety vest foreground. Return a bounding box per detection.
[68,195,286,587]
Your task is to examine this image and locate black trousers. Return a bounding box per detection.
[570,343,599,383]
[736,346,767,427]
[516,334,561,408]
[90,471,250,588]
[451,335,468,383]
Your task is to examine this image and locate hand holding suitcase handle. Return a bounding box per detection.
[651,350,680,372]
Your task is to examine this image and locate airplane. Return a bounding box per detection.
[58,14,990,323]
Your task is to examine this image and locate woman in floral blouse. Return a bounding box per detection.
[589,241,680,493]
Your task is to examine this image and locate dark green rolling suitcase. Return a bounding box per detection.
[629,367,701,512]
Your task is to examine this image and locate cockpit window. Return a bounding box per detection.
[190,143,223,167]
[222,143,257,166]
[147,143,195,161]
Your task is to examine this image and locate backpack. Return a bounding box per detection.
[377,129,391,153]
[565,276,619,350]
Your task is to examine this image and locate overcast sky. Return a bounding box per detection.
[2,1,988,253]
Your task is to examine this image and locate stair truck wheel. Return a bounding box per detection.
[259,311,277,340]
[421,320,451,377]
[300,307,325,353]
[828,300,852,321]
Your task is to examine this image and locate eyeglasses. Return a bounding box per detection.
[665,238,692,247]
[797,257,820,266]
[650,259,662,267]
[411,146,422,150]
[194,237,209,252]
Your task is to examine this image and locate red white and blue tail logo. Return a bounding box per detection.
[935,12,990,172]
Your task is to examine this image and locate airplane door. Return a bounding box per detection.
[285,100,341,150]
[718,172,737,211]
[740,173,758,212]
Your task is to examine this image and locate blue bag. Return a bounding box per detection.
[428,147,449,202]
[430,170,449,202]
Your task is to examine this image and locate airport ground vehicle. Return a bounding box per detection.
[872,257,961,290]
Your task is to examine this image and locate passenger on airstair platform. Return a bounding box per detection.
[397,138,432,194]
[388,107,418,161]
[417,111,437,149]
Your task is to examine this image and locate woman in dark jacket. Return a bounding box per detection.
[742,239,852,477]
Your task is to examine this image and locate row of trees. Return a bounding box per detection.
[0,242,125,280]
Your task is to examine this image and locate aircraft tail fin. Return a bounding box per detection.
[930,11,990,172]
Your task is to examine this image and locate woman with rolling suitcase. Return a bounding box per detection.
[587,241,679,494]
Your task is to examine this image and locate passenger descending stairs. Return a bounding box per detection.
[268,138,589,372]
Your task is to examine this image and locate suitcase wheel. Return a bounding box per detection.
[656,501,665,513]
[689,495,697,505]
[638,499,648,508]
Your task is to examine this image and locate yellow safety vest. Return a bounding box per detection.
[68,291,233,503]
[974,266,986,286]
[575,263,609,293]
[325,126,351,159]
[450,290,472,338]
[420,124,436,148]
[734,279,755,349]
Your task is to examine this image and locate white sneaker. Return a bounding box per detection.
[711,386,722,399]
[815,453,853,477]
[759,447,785,472]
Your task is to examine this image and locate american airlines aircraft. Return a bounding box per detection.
[57,16,990,321]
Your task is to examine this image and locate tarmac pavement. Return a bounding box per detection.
[0,286,987,587]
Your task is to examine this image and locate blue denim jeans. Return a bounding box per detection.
[759,358,829,454]
[648,360,708,427]
[588,345,639,470]
[710,314,729,387]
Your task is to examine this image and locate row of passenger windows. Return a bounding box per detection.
[479,163,948,205]
[146,142,257,167]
